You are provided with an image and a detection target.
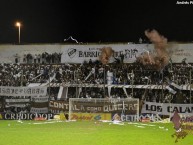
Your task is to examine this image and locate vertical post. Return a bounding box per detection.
[190,69,192,103]
[75,68,78,98]
[131,70,134,98]
[16,22,21,44]
[48,66,51,113]
[18,25,20,44]
[161,70,164,103]
[69,98,71,121]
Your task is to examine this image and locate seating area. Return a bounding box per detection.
[0,61,192,104]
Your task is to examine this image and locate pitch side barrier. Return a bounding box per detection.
[69,98,139,121]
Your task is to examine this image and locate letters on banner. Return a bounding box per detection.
[141,101,193,116]
[0,86,47,96]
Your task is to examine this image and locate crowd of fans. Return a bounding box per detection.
[0,58,192,104]
[14,52,62,64]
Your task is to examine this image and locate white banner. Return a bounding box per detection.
[31,97,49,103]
[5,99,30,103]
[5,104,28,107]
[47,83,193,91]
[0,43,193,63]
[61,44,148,63]
[30,107,48,113]
[0,86,47,96]
[171,43,193,63]
[60,43,193,63]
[141,101,193,116]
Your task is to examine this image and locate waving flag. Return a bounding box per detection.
[171,110,181,131]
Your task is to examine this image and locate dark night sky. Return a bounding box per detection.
[0,0,193,44]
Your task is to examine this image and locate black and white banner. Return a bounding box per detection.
[141,101,193,116]
[0,86,47,96]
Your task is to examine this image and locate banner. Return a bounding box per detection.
[49,100,69,114]
[60,43,193,63]
[4,96,31,113]
[69,98,139,115]
[30,101,48,113]
[49,99,139,115]
[141,101,193,116]
[70,113,111,121]
[30,107,48,113]
[46,83,193,91]
[0,86,47,96]
[5,99,30,103]
[2,113,53,120]
[5,104,28,107]
[61,44,147,63]
[31,97,49,103]
[0,43,193,64]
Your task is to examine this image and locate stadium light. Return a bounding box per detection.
[15,22,21,44]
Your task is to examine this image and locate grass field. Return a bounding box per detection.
[0,120,192,145]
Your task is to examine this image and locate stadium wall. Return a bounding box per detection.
[0,43,193,63]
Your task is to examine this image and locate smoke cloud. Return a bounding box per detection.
[137,29,170,71]
[99,47,114,65]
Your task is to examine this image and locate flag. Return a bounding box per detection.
[171,110,181,130]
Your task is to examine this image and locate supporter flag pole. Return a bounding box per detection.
[19,70,23,121]
[131,70,134,98]
[75,68,78,98]
[121,101,125,117]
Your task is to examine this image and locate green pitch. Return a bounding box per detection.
[0,120,192,145]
